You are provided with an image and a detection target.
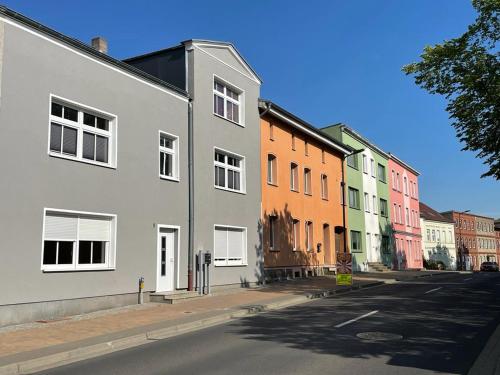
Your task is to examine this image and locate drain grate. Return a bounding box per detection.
[357,332,403,341]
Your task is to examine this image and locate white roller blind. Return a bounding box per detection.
[214,227,228,260]
[44,214,78,240]
[79,217,111,241]
[227,228,244,260]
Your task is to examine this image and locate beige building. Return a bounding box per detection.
[420,202,457,270]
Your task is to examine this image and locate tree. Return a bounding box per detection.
[403,0,499,179]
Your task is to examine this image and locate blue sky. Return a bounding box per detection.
[4,0,498,217]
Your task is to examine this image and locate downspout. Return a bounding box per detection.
[187,98,194,291]
[341,158,347,254]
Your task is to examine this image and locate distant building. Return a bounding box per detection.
[495,219,500,262]
[441,211,496,270]
[420,203,456,270]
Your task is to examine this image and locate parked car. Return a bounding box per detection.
[480,262,499,272]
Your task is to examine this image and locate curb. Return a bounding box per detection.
[0,280,384,375]
[468,321,500,375]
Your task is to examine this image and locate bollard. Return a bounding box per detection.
[139,276,144,304]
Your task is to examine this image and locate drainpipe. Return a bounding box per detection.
[187,98,194,291]
[341,158,347,254]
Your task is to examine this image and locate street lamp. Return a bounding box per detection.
[457,209,470,271]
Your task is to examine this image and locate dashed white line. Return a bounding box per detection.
[335,310,379,328]
[464,278,473,281]
[424,287,443,294]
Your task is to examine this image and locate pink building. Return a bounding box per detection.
[388,154,423,269]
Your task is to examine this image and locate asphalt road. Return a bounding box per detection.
[38,272,500,375]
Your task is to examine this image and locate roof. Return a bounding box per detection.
[259,100,354,156]
[124,39,262,84]
[321,123,389,159]
[441,210,495,221]
[420,202,455,224]
[388,153,420,176]
[0,5,188,99]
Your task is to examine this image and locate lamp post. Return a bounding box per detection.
[457,209,470,271]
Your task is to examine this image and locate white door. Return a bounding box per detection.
[373,234,380,262]
[157,229,175,292]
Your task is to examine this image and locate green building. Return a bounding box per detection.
[322,125,392,271]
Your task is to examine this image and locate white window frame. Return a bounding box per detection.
[321,174,328,200]
[213,225,247,266]
[362,155,368,174]
[364,193,370,212]
[41,208,117,272]
[292,218,300,251]
[159,131,180,181]
[304,167,312,195]
[212,75,245,127]
[370,159,376,177]
[267,154,277,185]
[290,162,299,192]
[305,221,314,251]
[214,147,246,194]
[48,94,117,169]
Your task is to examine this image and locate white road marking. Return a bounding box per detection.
[464,278,473,281]
[335,310,378,328]
[424,287,443,294]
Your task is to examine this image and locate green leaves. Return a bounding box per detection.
[404,0,500,179]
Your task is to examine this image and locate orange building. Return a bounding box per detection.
[259,100,352,279]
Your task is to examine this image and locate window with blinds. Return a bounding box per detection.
[42,210,115,271]
[214,226,247,266]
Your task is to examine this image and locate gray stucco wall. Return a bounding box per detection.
[0,20,4,106]
[0,21,189,307]
[188,45,263,286]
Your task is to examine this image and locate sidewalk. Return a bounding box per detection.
[0,271,446,374]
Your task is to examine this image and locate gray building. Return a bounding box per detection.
[125,40,264,289]
[0,7,191,326]
[0,7,263,326]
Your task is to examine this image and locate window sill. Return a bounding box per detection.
[349,207,361,211]
[267,182,278,187]
[213,113,245,128]
[42,267,116,272]
[291,189,300,193]
[269,248,280,252]
[214,186,247,195]
[49,152,116,170]
[304,192,312,197]
[160,175,180,182]
[214,263,248,267]
[322,197,329,201]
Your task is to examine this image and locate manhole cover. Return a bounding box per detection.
[356,332,403,341]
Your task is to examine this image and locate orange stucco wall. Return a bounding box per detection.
[261,115,346,270]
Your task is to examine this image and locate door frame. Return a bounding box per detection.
[156,224,180,292]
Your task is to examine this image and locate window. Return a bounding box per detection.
[364,193,370,212]
[378,164,386,182]
[427,229,431,241]
[159,132,179,180]
[340,183,344,205]
[432,230,436,242]
[321,174,328,200]
[449,231,452,242]
[214,226,247,266]
[323,224,331,255]
[351,231,362,252]
[380,198,388,217]
[292,134,296,151]
[404,177,408,195]
[398,205,402,223]
[321,149,326,164]
[49,98,115,167]
[293,219,300,251]
[348,187,360,209]
[290,163,299,191]
[269,123,274,140]
[347,154,358,169]
[373,195,378,214]
[392,170,396,188]
[269,216,277,251]
[305,221,313,251]
[304,168,312,195]
[267,154,277,185]
[406,208,410,225]
[394,204,398,222]
[213,80,241,124]
[304,141,309,156]
[362,155,368,173]
[436,230,441,242]
[396,173,400,191]
[370,159,376,177]
[42,210,115,271]
[214,149,245,193]
[381,235,390,253]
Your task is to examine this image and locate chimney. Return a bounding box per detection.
[91,37,108,54]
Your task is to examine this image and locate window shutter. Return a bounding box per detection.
[79,217,111,241]
[214,227,228,262]
[45,214,78,240]
[227,228,244,260]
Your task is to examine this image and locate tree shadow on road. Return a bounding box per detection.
[227,276,500,374]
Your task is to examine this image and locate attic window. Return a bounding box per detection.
[213,79,243,125]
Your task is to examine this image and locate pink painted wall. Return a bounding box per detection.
[388,157,423,269]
